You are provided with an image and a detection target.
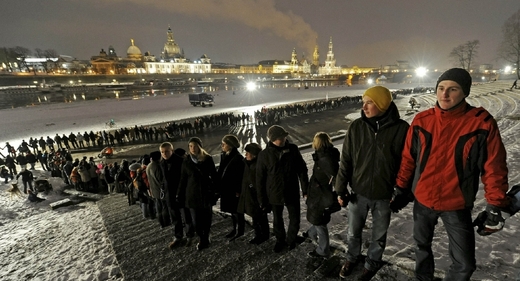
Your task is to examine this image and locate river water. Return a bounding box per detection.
[0,80,344,110]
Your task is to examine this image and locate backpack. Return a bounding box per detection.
[131,166,149,192]
[116,167,129,182]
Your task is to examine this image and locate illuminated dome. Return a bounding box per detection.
[162,26,182,59]
[127,39,142,58]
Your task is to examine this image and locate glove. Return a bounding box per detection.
[472,210,488,235]
[389,187,414,213]
[337,193,350,207]
[261,204,272,214]
[473,204,510,236]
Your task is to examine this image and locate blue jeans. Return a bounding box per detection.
[307,224,330,256]
[413,201,476,281]
[272,203,300,245]
[346,194,391,271]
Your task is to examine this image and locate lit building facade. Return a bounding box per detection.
[90,26,211,74]
[143,26,211,74]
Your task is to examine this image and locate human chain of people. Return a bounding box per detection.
[2,71,520,280]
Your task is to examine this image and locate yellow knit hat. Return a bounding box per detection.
[363,86,392,112]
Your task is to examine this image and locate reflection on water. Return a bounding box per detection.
[0,80,342,110]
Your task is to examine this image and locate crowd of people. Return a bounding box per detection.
[1,69,519,281]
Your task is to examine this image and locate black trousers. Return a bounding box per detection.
[252,211,269,239]
[167,200,194,239]
[190,207,212,244]
[272,203,300,245]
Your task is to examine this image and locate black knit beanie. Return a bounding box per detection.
[150,151,161,161]
[222,134,240,148]
[436,68,472,96]
[188,137,203,148]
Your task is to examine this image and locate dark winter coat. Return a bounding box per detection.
[178,154,217,209]
[30,139,38,150]
[237,158,261,217]
[38,138,46,149]
[161,153,184,206]
[25,153,37,164]
[37,151,45,163]
[217,149,245,213]
[256,140,309,206]
[334,102,409,200]
[104,166,115,184]
[16,169,33,182]
[5,155,16,168]
[16,155,27,166]
[1,167,9,178]
[62,161,73,177]
[306,146,340,226]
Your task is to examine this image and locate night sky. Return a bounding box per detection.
[1,0,518,70]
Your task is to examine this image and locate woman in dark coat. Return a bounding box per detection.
[178,137,217,251]
[217,135,245,241]
[237,143,269,245]
[305,132,340,258]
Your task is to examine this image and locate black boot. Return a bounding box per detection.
[229,213,245,242]
[225,216,237,238]
[225,229,236,238]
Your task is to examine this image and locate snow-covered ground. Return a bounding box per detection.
[1,83,519,280]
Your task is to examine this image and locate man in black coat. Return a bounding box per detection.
[54,134,63,149]
[38,137,46,152]
[16,168,34,194]
[160,142,194,249]
[25,151,37,170]
[5,155,17,176]
[16,153,27,171]
[45,136,55,152]
[256,125,309,253]
[69,132,78,149]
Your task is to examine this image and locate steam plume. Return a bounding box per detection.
[114,0,318,54]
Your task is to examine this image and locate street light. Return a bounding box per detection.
[415,67,427,77]
[246,82,256,91]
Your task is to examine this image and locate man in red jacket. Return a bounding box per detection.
[393,68,510,281]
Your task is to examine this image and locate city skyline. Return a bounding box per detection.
[1,0,519,69]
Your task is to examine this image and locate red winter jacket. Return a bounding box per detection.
[396,101,509,211]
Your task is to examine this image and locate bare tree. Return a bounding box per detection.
[45,49,59,73]
[34,48,49,73]
[0,47,14,72]
[449,40,480,71]
[450,45,467,69]
[13,46,32,73]
[497,8,520,79]
[34,48,44,57]
[465,40,479,70]
[0,47,21,72]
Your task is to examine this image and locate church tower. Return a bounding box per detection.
[313,44,319,66]
[162,25,182,60]
[291,48,299,72]
[291,48,298,65]
[325,36,336,68]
